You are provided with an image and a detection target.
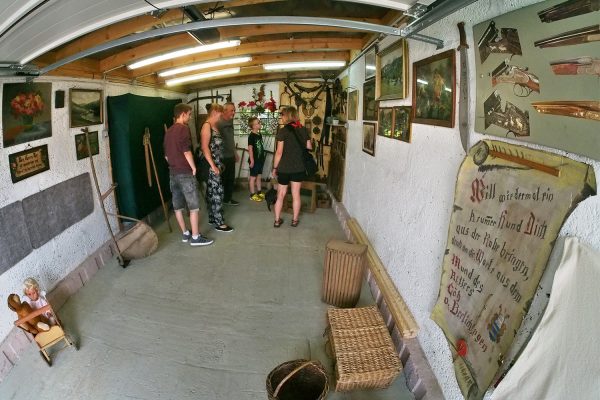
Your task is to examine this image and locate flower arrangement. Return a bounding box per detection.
[237,84,279,136]
[238,84,277,114]
[10,92,45,124]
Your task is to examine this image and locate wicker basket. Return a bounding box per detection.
[266,359,329,400]
[327,306,401,391]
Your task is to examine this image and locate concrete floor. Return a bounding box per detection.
[0,190,413,400]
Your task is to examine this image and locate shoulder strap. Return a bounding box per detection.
[289,125,306,150]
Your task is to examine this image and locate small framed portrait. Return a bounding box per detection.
[70,88,103,128]
[347,90,359,121]
[362,122,376,156]
[362,79,377,121]
[365,47,376,81]
[75,130,100,160]
[412,50,456,127]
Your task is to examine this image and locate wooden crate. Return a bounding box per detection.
[327,306,402,391]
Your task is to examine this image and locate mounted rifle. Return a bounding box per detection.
[534,24,600,48]
[484,91,530,137]
[550,57,600,76]
[538,0,599,23]
[477,20,522,63]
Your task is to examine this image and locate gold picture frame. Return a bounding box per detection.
[376,39,409,100]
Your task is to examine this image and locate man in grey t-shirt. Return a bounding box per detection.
[216,102,239,205]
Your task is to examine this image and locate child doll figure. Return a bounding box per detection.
[23,277,56,326]
[247,117,266,202]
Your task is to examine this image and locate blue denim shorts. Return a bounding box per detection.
[170,174,200,212]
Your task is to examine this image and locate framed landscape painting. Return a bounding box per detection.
[362,122,376,156]
[376,39,409,100]
[412,50,456,127]
[378,107,393,138]
[70,89,103,128]
[393,106,412,143]
[2,82,52,147]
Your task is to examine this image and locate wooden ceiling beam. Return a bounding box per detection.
[51,9,186,62]
[182,71,323,92]
[133,50,349,78]
[127,37,362,76]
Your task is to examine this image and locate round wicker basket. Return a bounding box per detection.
[266,359,329,400]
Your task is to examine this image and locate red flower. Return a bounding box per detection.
[248,101,256,107]
[238,101,247,107]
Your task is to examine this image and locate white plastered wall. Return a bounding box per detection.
[341,0,600,398]
[0,76,184,341]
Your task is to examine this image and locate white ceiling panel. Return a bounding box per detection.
[0,0,47,39]
[0,0,213,64]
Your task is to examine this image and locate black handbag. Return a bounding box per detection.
[291,126,318,176]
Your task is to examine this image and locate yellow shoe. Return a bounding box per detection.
[250,193,263,202]
[258,192,265,199]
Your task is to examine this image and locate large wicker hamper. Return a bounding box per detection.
[327,305,402,391]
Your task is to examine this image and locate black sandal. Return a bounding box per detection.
[291,219,299,227]
[274,218,283,228]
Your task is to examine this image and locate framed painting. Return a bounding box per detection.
[8,144,50,183]
[412,50,456,127]
[75,130,100,160]
[362,122,376,156]
[363,79,377,121]
[2,82,52,148]
[392,106,412,143]
[365,47,376,81]
[70,88,103,128]
[376,39,409,100]
[347,90,359,121]
[378,107,393,138]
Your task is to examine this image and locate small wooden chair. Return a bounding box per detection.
[14,304,77,366]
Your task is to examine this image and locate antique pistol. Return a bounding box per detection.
[491,61,540,96]
[550,57,600,76]
[534,24,600,48]
[477,21,523,63]
[484,91,530,137]
[538,0,599,23]
[531,101,600,121]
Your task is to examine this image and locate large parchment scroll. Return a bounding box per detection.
[431,140,596,399]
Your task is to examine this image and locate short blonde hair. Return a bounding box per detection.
[207,103,224,116]
[23,277,40,295]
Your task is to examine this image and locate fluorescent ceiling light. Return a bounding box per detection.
[366,65,376,71]
[334,0,413,11]
[165,67,240,86]
[159,56,251,77]
[263,61,346,71]
[129,40,241,70]
[417,79,428,85]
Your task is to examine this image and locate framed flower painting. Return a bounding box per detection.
[2,82,52,147]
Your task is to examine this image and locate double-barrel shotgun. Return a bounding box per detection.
[538,0,599,23]
[550,57,600,76]
[534,25,600,48]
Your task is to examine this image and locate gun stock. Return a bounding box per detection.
[532,101,600,121]
[550,57,600,75]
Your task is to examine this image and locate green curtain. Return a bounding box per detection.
[107,94,181,219]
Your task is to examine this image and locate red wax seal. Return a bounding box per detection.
[457,339,468,357]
